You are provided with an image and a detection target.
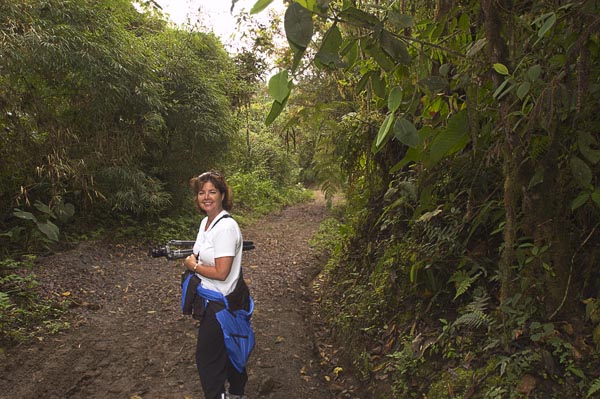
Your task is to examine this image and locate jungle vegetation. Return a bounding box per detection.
[0,0,309,347]
[2,0,600,397]
[263,0,600,397]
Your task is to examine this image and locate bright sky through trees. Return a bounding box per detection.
[153,0,284,48]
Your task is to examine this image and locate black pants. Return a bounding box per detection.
[196,302,248,399]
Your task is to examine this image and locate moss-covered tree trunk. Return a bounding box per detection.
[481,0,517,305]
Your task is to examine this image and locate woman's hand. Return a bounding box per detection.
[184,255,197,272]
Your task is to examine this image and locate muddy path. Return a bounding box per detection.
[0,192,348,399]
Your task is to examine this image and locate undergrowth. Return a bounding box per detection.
[0,256,70,349]
[311,186,600,399]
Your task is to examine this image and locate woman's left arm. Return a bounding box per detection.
[184,255,233,281]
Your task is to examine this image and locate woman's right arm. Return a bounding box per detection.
[184,254,233,281]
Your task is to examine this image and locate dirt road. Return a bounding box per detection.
[0,193,340,398]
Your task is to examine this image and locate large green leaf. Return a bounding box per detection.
[34,200,55,217]
[380,30,410,65]
[391,126,435,171]
[250,0,274,14]
[356,71,373,94]
[289,41,305,72]
[391,146,423,172]
[493,63,510,75]
[340,39,359,68]
[578,131,600,164]
[319,24,342,53]
[13,209,37,221]
[266,71,293,125]
[419,76,448,94]
[526,64,542,82]
[537,12,556,38]
[428,110,470,166]
[315,24,346,69]
[362,37,394,72]
[315,51,345,69]
[374,113,395,152]
[338,7,380,28]
[571,191,590,210]
[388,86,403,113]
[516,81,531,100]
[493,79,514,100]
[458,12,470,31]
[268,70,291,103]
[265,98,287,126]
[393,117,419,148]
[285,2,314,50]
[570,156,593,188]
[36,220,59,242]
[370,72,387,99]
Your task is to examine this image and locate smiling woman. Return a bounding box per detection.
[183,170,254,399]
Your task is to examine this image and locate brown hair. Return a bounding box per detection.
[190,170,233,213]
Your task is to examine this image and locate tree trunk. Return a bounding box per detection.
[245,103,251,161]
[481,0,516,305]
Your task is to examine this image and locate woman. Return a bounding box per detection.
[183,170,251,399]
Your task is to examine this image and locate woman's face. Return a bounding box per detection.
[198,181,224,216]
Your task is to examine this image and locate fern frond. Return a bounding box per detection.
[454,310,491,330]
[588,377,600,398]
[453,291,492,331]
[529,136,550,161]
[467,290,490,313]
[449,270,482,300]
[0,292,14,311]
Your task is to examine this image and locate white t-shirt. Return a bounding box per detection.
[192,210,243,296]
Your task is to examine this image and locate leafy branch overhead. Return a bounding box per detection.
[257,1,440,157]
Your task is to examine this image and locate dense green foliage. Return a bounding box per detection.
[265,0,600,397]
[0,0,310,347]
[0,0,234,250]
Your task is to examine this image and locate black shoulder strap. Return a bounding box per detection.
[211,213,231,229]
[210,214,255,252]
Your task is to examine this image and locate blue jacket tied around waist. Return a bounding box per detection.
[181,272,255,373]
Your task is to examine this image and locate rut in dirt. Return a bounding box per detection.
[0,193,337,399]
